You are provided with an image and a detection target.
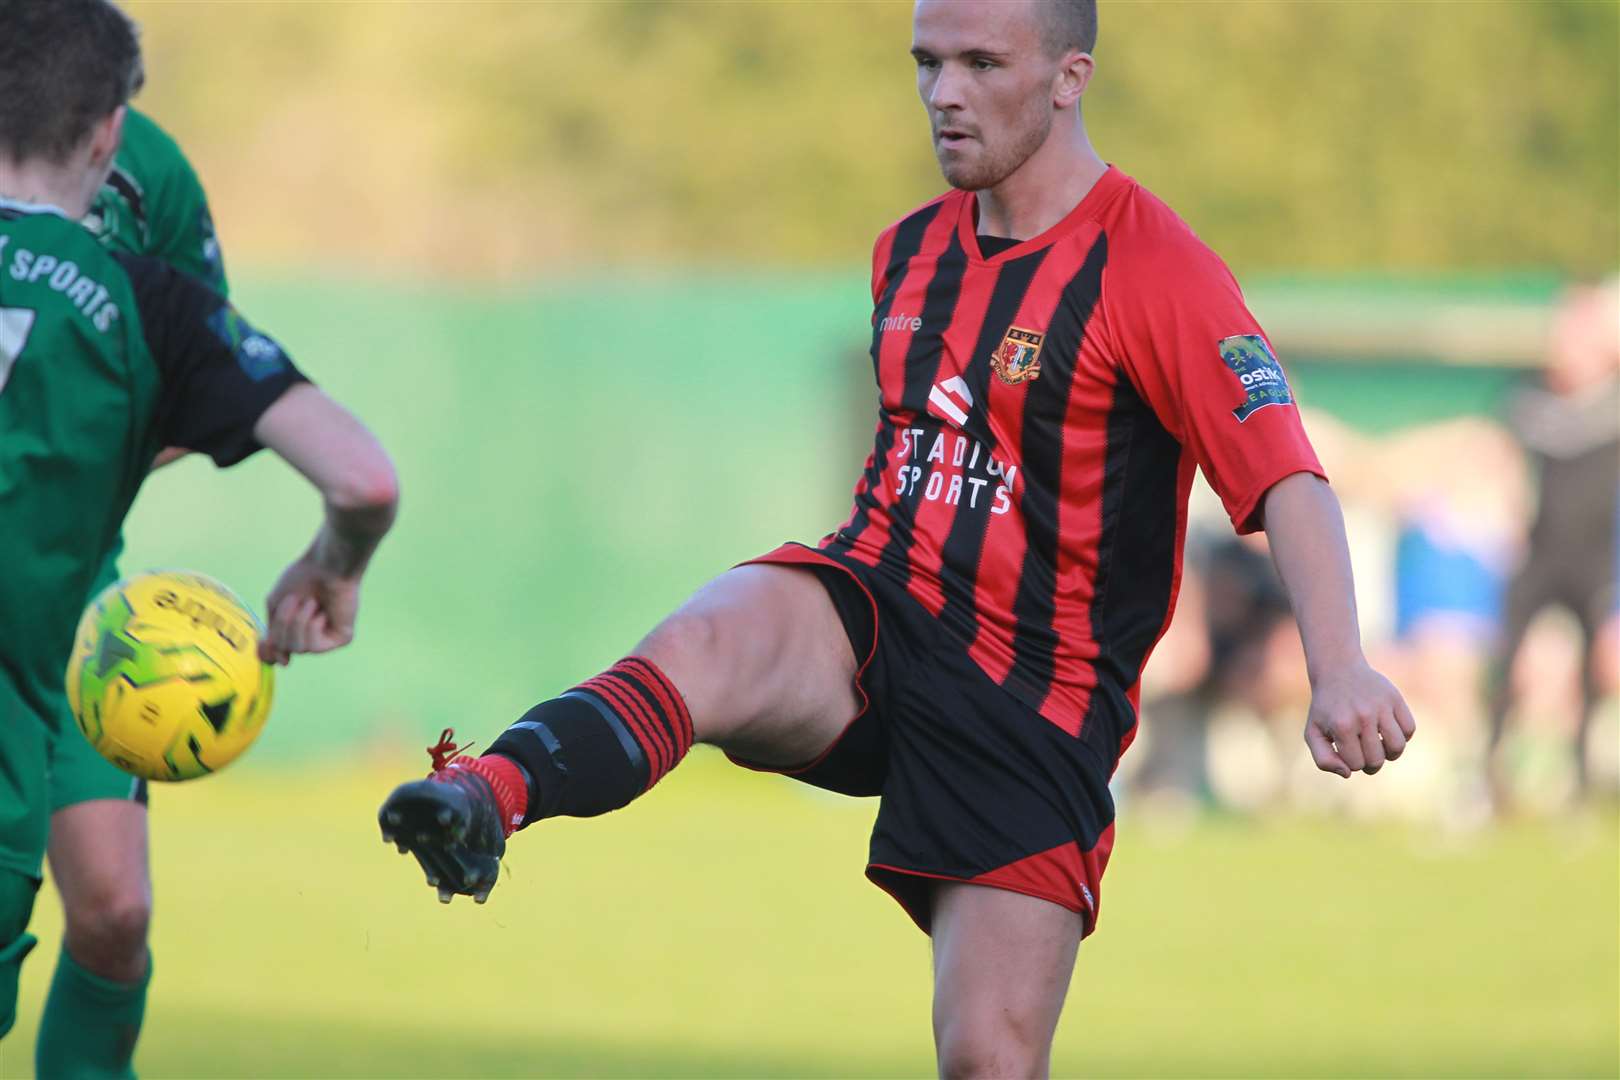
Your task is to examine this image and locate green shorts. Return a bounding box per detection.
[49,540,148,814]
[0,675,52,883]
[48,710,148,812]
[0,690,141,885]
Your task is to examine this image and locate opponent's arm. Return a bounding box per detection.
[252,383,398,665]
[1260,471,1415,777]
[120,250,397,667]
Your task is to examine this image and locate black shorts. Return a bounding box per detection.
[734,543,1123,938]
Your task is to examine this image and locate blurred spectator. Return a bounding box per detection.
[1096,281,1617,826]
[1131,530,1297,811]
[1377,419,1527,824]
[1486,277,1620,809]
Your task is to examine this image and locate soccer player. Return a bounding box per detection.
[381,1,1414,1072]
[0,1,399,1068]
[33,105,233,1079]
[85,107,227,295]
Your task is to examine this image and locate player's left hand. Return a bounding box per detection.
[257,553,361,665]
[1302,659,1416,778]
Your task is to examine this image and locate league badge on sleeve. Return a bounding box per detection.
[207,305,291,382]
[991,326,1044,385]
[1218,334,1294,422]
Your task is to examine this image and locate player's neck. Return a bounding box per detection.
[0,159,96,221]
[973,120,1107,242]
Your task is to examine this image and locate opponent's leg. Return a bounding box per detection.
[379,563,860,900]
[930,883,1083,1080]
[37,799,151,1079]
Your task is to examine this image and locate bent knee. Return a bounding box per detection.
[637,605,729,672]
[634,605,752,740]
[635,606,741,712]
[936,1013,1052,1080]
[65,889,151,960]
[634,566,843,742]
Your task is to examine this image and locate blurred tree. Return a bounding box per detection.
[128,0,1617,277]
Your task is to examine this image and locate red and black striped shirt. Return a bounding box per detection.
[822,166,1325,746]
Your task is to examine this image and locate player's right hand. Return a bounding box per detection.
[258,552,361,665]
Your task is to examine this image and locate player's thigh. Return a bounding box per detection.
[931,882,1083,1078]
[47,800,151,927]
[634,562,859,764]
[47,702,151,916]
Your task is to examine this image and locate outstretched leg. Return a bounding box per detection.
[379,562,860,900]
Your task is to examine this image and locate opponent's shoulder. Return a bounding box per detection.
[116,108,198,185]
[89,110,203,256]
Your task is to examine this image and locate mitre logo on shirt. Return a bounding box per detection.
[877,311,923,333]
[991,326,1043,385]
[1218,334,1293,422]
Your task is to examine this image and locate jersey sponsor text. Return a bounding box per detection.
[0,237,120,332]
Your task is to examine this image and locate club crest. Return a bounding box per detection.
[991,326,1044,385]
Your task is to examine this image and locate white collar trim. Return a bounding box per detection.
[0,195,71,219]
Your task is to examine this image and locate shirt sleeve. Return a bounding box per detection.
[114,252,306,466]
[146,155,230,297]
[1102,230,1325,534]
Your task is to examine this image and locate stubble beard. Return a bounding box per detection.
[936,106,1052,192]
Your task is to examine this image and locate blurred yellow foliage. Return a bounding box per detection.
[128,0,1617,278]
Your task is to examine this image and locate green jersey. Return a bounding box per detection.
[82,109,230,594]
[60,111,233,815]
[85,108,228,296]
[0,202,301,877]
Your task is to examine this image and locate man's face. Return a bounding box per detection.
[912,0,1060,192]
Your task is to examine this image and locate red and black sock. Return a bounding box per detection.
[484,656,694,827]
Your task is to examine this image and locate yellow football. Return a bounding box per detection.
[65,570,274,782]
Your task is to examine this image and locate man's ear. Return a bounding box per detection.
[87,106,127,169]
[1054,50,1094,109]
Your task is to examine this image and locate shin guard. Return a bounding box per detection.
[487,656,693,824]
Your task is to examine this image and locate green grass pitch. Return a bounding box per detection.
[7,753,1617,1077]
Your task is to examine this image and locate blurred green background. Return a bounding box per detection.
[8,1,1620,1077]
[126,0,1617,275]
